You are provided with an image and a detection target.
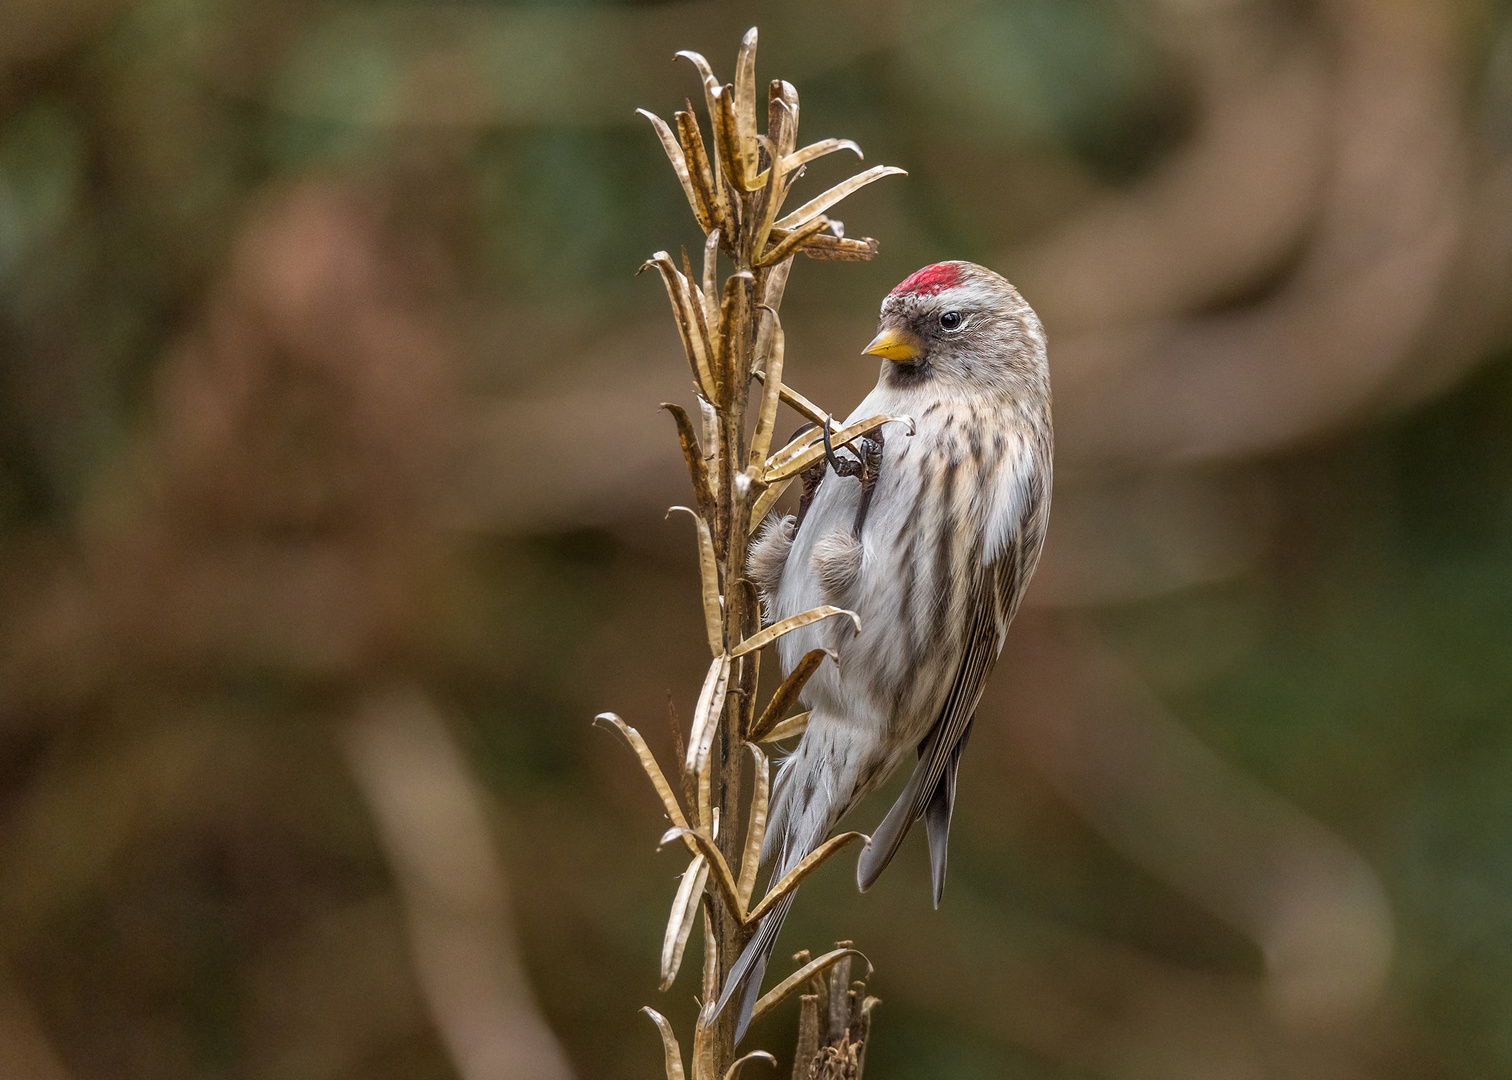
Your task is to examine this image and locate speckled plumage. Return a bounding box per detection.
[719,261,1053,1037]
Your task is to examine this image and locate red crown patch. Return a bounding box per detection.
[890,262,962,298]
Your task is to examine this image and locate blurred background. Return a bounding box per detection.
[2,0,1511,1077]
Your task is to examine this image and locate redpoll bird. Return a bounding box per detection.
[719,261,1052,1036]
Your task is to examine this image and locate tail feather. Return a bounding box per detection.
[861,717,975,897]
[923,746,960,908]
[856,756,928,891]
[715,892,796,1042]
[713,735,839,1041]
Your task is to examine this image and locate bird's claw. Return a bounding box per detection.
[822,416,864,479]
[795,419,885,535]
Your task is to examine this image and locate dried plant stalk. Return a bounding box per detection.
[749,650,825,743]
[752,946,871,1030]
[602,26,902,1078]
[759,711,809,744]
[745,833,868,923]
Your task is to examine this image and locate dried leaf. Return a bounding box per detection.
[751,371,826,426]
[763,227,878,264]
[593,714,693,843]
[746,475,793,533]
[773,165,907,232]
[668,507,723,657]
[751,138,788,266]
[730,606,859,658]
[763,414,914,484]
[760,711,809,743]
[661,854,710,990]
[798,232,881,262]
[824,952,852,1040]
[675,52,724,178]
[749,650,826,742]
[756,81,800,254]
[792,993,821,1074]
[756,214,831,267]
[698,396,721,507]
[783,138,862,173]
[748,947,871,1029]
[686,256,714,367]
[677,51,721,119]
[724,1051,776,1080]
[685,653,733,775]
[749,295,780,378]
[639,109,712,232]
[659,827,743,918]
[712,83,750,193]
[853,997,880,1079]
[698,744,712,841]
[692,999,719,1080]
[749,288,783,390]
[733,28,761,189]
[758,244,795,318]
[642,1007,688,1080]
[701,899,718,1004]
[641,252,717,401]
[662,403,714,513]
[714,271,752,405]
[746,833,868,923]
[702,229,720,328]
[737,743,770,908]
[668,693,697,814]
[676,109,726,238]
[770,79,799,158]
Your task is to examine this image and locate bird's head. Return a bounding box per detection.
[865,261,1047,399]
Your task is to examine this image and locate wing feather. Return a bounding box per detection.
[855,564,1001,891]
[855,423,1050,894]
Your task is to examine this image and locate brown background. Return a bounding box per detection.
[1,0,1510,1077]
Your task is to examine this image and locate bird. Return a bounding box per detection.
[718,260,1052,1039]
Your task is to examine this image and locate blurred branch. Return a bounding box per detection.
[1017,0,1512,465]
[343,684,576,1080]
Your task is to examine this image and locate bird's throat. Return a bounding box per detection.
[883,358,933,388]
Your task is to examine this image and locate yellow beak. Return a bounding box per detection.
[863,326,923,362]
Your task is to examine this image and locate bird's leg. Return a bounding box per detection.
[822,415,864,478]
[796,460,824,529]
[790,421,822,529]
[797,418,876,532]
[851,429,885,537]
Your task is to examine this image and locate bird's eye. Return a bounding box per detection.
[939,310,963,331]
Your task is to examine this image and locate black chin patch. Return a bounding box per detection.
[884,359,933,388]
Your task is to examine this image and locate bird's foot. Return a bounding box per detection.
[797,419,884,535]
[821,415,865,478]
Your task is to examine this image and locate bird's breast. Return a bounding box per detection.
[773,390,1026,741]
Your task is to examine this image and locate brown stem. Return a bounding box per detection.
[634,42,892,1072]
[705,238,759,1069]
